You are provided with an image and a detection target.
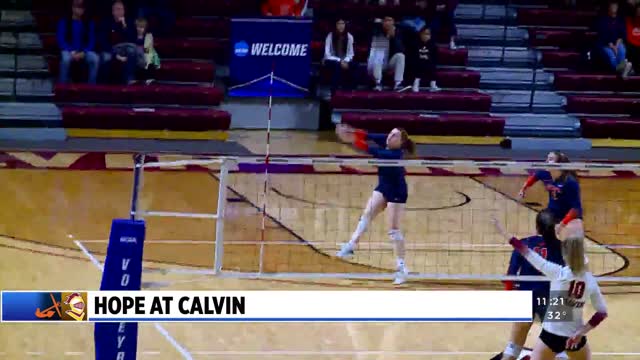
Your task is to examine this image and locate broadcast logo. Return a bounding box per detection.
[234,41,249,57]
[2,291,89,322]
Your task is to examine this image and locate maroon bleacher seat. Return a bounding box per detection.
[340,113,505,136]
[541,50,581,68]
[54,83,224,106]
[318,67,480,89]
[331,90,492,112]
[528,29,597,49]
[580,118,640,139]
[46,57,215,83]
[154,38,228,62]
[170,0,260,16]
[554,74,640,92]
[173,18,230,38]
[517,9,596,27]
[566,95,640,114]
[62,106,231,131]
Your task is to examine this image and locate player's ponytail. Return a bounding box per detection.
[562,235,586,274]
[536,209,557,242]
[399,128,416,155]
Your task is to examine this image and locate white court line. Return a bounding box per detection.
[73,241,194,360]
[63,352,85,356]
[176,350,640,356]
[25,352,43,356]
[75,239,640,250]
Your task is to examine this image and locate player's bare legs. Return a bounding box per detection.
[502,322,533,360]
[531,339,558,360]
[386,201,407,284]
[337,191,386,258]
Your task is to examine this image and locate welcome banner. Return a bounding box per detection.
[229,18,312,98]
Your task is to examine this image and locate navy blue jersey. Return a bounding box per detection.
[533,170,583,221]
[366,133,407,186]
[507,234,565,291]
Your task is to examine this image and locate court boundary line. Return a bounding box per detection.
[11,349,640,357]
[73,240,194,360]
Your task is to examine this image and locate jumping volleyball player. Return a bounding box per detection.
[518,151,584,238]
[493,218,608,360]
[491,210,569,360]
[334,124,415,285]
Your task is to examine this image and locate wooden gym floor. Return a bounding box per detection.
[0,130,639,359]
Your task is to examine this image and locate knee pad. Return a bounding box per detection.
[503,342,523,358]
[388,229,404,242]
[556,351,569,359]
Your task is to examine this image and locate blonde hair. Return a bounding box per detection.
[562,236,586,274]
[135,17,148,29]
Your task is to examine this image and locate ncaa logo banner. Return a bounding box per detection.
[229,18,312,97]
[94,219,146,360]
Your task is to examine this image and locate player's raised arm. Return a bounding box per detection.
[491,217,563,279]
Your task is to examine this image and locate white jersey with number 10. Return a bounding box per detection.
[522,249,607,337]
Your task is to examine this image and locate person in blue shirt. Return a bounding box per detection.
[518,151,583,238]
[491,210,568,360]
[334,124,415,285]
[56,0,99,84]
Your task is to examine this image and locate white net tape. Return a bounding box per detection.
[131,156,640,283]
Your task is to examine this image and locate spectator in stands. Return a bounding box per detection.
[261,0,304,17]
[430,0,458,50]
[626,5,640,73]
[323,18,355,91]
[409,27,439,92]
[596,1,633,78]
[99,0,137,84]
[368,16,406,91]
[135,17,160,83]
[57,0,99,84]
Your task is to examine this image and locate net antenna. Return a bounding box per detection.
[259,61,276,274]
[130,156,640,283]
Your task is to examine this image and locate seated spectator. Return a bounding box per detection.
[626,5,640,73]
[99,0,137,84]
[323,18,355,91]
[368,16,406,91]
[261,0,304,17]
[57,0,99,84]
[410,27,439,92]
[430,0,458,49]
[135,17,160,82]
[596,1,633,78]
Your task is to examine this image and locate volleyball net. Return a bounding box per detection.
[129,155,640,283]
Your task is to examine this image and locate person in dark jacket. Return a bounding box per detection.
[99,0,137,84]
[430,0,458,49]
[596,1,633,77]
[367,16,406,91]
[323,18,355,91]
[410,27,440,92]
[57,0,99,84]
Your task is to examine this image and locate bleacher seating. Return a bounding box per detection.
[340,113,505,136]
